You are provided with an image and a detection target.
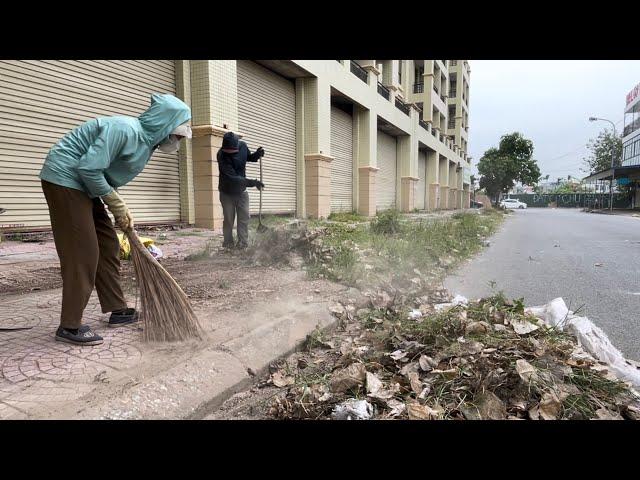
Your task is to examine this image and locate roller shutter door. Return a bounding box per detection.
[237,60,296,214]
[376,131,397,210]
[0,60,180,229]
[416,151,426,210]
[330,106,353,212]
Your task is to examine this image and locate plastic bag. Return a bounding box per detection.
[117,233,156,260]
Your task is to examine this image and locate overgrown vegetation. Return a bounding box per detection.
[327,211,367,223]
[307,209,504,288]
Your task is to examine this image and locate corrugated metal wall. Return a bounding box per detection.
[330,106,353,212]
[236,60,296,214]
[0,60,180,229]
[416,151,426,210]
[376,131,397,210]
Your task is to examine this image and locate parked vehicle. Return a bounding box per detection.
[470,200,483,209]
[500,198,527,209]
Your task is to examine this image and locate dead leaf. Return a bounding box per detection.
[595,263,604,267]
[271,371,295,388]
[465,321,490,335]
[407,401,442,420]
[511,317,540,335]
[528,405,540,420]
[419,355,436,372]
[390,350,407,361]
[407,372,423,395]
[387,399,406,418]
[516,359,539,384]
[595,408,624,420]
[330,363,366,393]
[366,372,398,400]
[429,368,458,380]
[475,392,507,420]
[539,391,562,420]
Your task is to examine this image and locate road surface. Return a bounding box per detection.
[445,208,640,361]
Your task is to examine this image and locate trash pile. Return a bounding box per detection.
[265,291,640,420]
[117,233,163,260]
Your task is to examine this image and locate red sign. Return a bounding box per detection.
[627,83,640,106]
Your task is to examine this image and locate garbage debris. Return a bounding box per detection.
[527,297,640,388]
[331,399,373,420]
[267,291,639,421]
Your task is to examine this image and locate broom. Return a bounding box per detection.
[125,228,203,342]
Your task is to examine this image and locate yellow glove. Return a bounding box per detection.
[102,190,134,231]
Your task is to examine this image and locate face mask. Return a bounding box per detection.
[158,134,181,153]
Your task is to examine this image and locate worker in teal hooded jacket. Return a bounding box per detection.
[39,93,192,346]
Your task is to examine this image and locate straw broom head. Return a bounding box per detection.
[125,229,203,342]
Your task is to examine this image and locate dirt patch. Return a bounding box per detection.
[0,266,63,295]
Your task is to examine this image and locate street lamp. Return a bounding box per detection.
[589,116,617,211]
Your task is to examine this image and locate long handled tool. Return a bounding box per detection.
[257,150,269,234]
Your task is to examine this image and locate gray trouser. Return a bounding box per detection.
[220,191,250,247]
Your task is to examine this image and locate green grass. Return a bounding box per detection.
[249,214,293,229]
[327,211,368,223]
[173,231,207,237]
[306,210,504,287]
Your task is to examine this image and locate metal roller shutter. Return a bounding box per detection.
[416,151,427,210]
[330,106,353,212]
[376,131,397,210]
[237,60,296,214]
[0,60,179,230]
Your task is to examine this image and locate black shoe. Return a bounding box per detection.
[108,308,139,328]
[55,325,103,346]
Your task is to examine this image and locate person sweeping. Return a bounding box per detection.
[39,93,192,346]
[217,132,265,250]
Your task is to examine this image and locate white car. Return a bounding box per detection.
[500,198,527,209]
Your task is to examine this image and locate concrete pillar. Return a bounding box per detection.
[422,61,434,124]
[448,161,457,210]
[439,155,449,209]
[354,106,378,217]
[297,77,332,219]
[426,150,439,210]
[175,60,194,225]
[190,60,239,229]
[399,108,419,212]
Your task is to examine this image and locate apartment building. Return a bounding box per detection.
[584,80,640,208]
[0,60,472,230]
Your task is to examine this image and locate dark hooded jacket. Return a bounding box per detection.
[217,133,262,195]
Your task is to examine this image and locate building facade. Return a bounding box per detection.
[0,60,472,231]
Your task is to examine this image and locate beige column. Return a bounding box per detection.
[457,166,465,209]
[448,161,457,210]
[422,61,434,124]
[297,77,332,219]
[398,110,419,212]
[190,60,239,229]
[426,150,439,210]
[439,155,449,209]
[354,106,378,217]
[175,60,194,225]
[192,126,225,229]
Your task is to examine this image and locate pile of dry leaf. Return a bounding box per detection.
[264,290,640,420]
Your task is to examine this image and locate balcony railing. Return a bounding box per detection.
[433,84,439,95]
[449,87,457,97]
[413,82,424,94]
[440,94,445,103]
[450,60,458,66]
[395,97,410,116]
[432,128,438,138]
[377,82,390,100]
[448,120,455,129]
[419,119,429,131]
[624,116,640,137]
[350,61,368,83]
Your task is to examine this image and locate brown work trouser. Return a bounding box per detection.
[41,180,127,329]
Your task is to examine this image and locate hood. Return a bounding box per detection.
[138,93,192,147]
[222,131,240,152]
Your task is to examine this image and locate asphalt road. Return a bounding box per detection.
[445,208,640,361]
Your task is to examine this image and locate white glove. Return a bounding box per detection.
[102,190,134,231]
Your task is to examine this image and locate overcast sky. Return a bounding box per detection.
[468,60,640,181]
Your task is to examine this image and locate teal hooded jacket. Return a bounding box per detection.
[40,93,191,199]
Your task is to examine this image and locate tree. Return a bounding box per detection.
[582,128,622,174]
[477,132,541,203]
